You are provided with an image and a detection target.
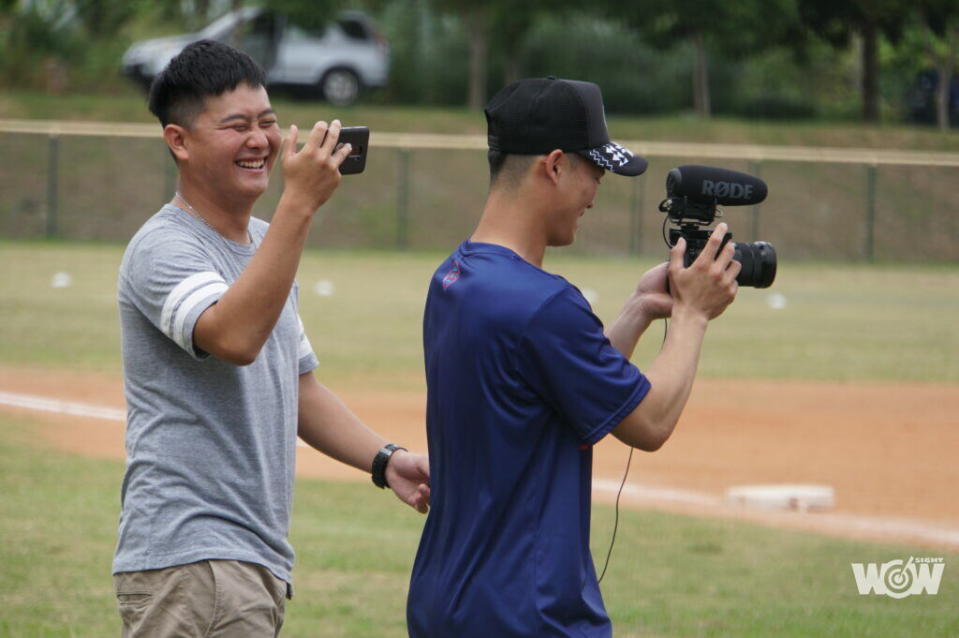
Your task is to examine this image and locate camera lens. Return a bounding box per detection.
[733,241,777,288]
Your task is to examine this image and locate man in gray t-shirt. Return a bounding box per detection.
[113,41,430,638]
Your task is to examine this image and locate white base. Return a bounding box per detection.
[725,484,836,512]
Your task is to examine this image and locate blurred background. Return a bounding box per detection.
[1,0,958,262]
[1,3,959,636]
[3,0,959,123]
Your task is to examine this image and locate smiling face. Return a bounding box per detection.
[546,153,605,247]
[178,82,281,206]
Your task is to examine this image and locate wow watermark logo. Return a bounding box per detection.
[851,557,945,598]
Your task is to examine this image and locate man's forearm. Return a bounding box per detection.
[612,309,708,450]
[640,309,708,434]
[297,373,386,473]
[605,295,655,358]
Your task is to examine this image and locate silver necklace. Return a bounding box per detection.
[174,191,253,245]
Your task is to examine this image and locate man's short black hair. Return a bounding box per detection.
[148,39,266,128]
[488,150,584,190]
[488,150,539,190]
[488,150,509,182]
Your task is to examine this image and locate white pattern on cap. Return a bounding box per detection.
[587,142,635,171]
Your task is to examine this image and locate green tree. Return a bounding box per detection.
[796,0,910,122]
[0,0,80,89]
[0,0,15,36]
[428,0,490,109]
[489,1,577,87]
[264,0,342,33]
[618,0,799,118]
[917,0,959,129]
[430,0,578,109]
[73,0,140,37]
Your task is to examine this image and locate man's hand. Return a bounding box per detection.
[385,451,431,514]
[632,261,673,321]
[279,120,353,214]
[668,223,740,321]
[605,261,673,357]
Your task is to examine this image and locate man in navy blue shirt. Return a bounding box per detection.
[407,78,741,637]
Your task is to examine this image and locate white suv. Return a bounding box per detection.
[121,8,390,106]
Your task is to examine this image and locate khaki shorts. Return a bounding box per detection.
[114,560,288,638]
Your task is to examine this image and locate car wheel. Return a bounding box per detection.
[321,68,361,106]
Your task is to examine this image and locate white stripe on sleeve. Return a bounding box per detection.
[171,282,229,351]
[160,272,225,338]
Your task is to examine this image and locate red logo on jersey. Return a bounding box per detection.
[442,260,461,289]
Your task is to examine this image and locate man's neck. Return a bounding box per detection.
[173,183,254,244]
[471,191,547,268]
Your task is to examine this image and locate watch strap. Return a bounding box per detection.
[371,443,406,489]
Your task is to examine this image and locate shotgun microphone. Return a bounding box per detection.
[666,165,768,206]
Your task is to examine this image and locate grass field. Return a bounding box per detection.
[1,240,958,637]
[2,410,957,638]
[2,241,957,387]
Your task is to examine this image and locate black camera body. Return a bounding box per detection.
[668,226,777,288]
[660,165,777,289]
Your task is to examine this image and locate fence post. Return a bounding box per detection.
[749,160,762,241]
[629,174,644,255]
[46,134,60,239]
[396,148,411,250]
[864,164,877,262]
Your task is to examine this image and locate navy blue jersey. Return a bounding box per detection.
[408,241,649,637]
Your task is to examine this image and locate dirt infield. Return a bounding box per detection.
[2,364,957,547]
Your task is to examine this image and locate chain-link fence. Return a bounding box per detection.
[2,121,958,262]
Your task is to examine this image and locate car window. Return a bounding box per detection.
[201,12,241,39]
[286,23,328,41]
[337,18,369,41]
[241,11,274,38]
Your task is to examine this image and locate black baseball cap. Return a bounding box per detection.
[484,77,647,177]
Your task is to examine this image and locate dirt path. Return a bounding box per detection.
[2,365,957,548]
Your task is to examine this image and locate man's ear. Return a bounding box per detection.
[162,124,190,163]
[542,149,565,186]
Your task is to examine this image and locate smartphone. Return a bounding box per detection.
[336,126,369,175]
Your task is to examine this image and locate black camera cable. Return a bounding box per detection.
[597,446,633,584]
[597,317,669,584]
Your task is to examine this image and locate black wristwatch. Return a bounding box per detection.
[371,443,406,489]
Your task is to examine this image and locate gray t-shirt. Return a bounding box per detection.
[113,204,318,583]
